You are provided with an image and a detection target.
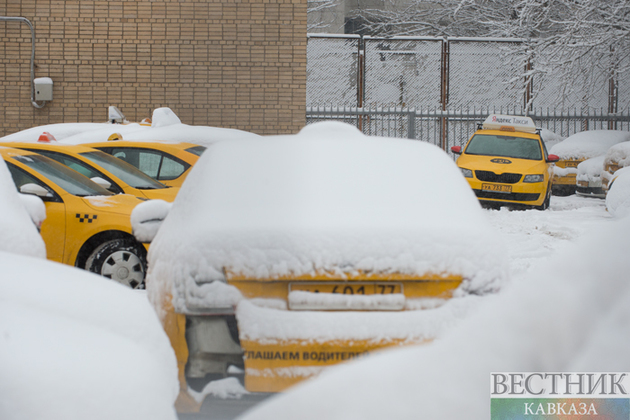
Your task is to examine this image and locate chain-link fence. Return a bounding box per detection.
[363,37,443,108]
[307,35,630,147]
[307,35,629,113]
[307,35,361,107]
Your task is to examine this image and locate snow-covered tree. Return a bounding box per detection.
[344,0,630,110]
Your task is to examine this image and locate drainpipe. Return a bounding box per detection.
[0,16,46,108]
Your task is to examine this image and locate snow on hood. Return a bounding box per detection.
[604,141,630,168]
[576,155,605,182]
[146,122,507,317]
[0,251,178,420]
[606,168,630,218]
[549,130,630,160]
[238,215,630,420]
[0,159,46,259]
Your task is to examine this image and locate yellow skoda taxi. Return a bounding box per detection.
[4,142,178,202]
[452,115,559,210]
[142,122,508,410]
[83,140,205,188]
[1,146,149,288]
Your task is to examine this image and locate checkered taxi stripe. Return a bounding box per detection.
[76,214,98,223]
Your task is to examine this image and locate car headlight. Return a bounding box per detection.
[523,174,544,183]
[461,168,473,178]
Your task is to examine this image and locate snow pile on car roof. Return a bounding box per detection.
[0,107,259,147]
[606,168,630,218]
[238,214,630,420]
[0,251,179,420]
[146,122,507,317]
[604,141,630,168]
[576,155,605,183]
[550,130,630,160]
[0,157,46,258]
[540,128,564,150]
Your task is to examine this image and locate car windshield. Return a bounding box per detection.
[465,134,542,160]
[79,151,167,190]
[13,154,113,197]
[185,146,206,156]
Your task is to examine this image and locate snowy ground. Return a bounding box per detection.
[486,194,610,284]
[179,193,614,420]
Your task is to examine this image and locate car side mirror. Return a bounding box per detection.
[131,199,173,243]
[451,146,462,155]
[91,176,112,190]
[547,154,559,163]
[18,193,46,231]
[20,183,53,198]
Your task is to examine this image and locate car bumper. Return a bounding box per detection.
[467,179,546,206]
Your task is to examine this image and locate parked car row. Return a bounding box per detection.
[547,130,630,197]
[0,133,206,288]
[2,112,629,416]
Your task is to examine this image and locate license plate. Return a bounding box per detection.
[482,183,512,193]
[577,180,589,187]
[565,161,579,168]
[290,282,402,295]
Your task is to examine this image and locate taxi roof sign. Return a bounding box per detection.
[482,114,537,134]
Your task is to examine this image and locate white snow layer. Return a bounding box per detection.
[0,158,46,258]
[0,107,259,147]
[130,199,173,243]
[539,128,564,150]
[549,130,630,160]
[146,122,507,319]
[237,214,630,420]
[0,252,179,420]
[604,141,630,167]
[606,169,630,218]
[575,155,605,183]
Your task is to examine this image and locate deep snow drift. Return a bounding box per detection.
[238,206,630,420]
[0,252,179,420]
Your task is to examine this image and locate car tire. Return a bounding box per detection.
[551,185,575,196]
[85,238,147,289]
[535,188,551,211]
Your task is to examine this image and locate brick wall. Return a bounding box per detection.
[0,0,307,136]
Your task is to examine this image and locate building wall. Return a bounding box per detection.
[0,0,307,136]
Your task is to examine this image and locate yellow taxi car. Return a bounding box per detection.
[82,140,205,188]
[451,114,559,210]
[141,122,508,410]
[1,146,149,288]
[4,141,178,202]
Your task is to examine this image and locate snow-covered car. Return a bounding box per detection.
[575,155,606,198]
[602,141,630,193]
[550,130,630,196]
[0,251,179,420]
[0,158,46,259]
[1,107,260,148]
[606,167,630,218]
[145,122,507,409]
[238,210,630,420]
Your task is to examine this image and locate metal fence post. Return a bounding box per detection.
[407,109,416,139]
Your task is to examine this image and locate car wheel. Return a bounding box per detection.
[85,239,147,289]
[535,188,551,211]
